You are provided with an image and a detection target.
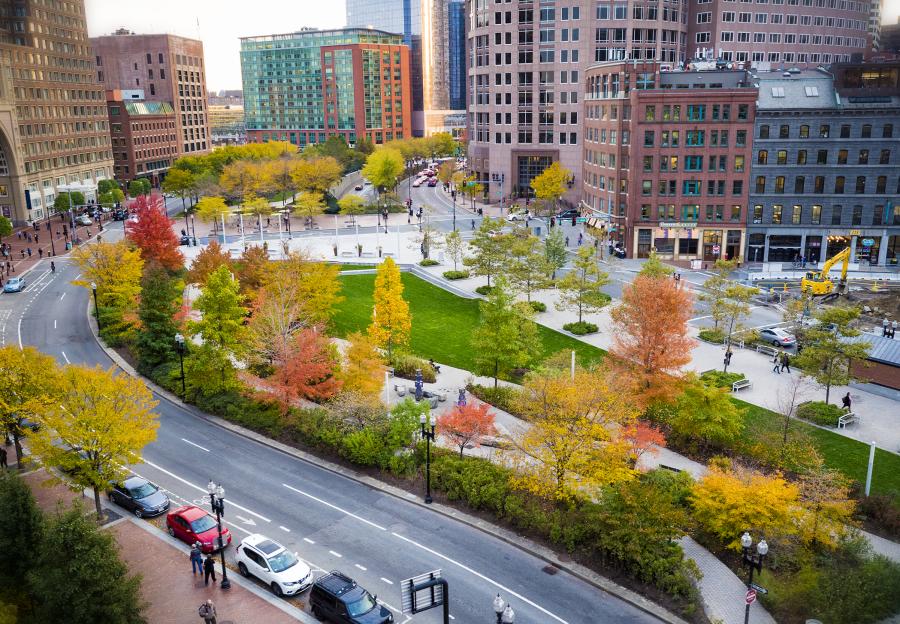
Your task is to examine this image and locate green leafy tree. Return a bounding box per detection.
[638,251,674,278]
[530,162,570,216]
[54,191,85,212]
[190,265,247,354]
[98,188,126,208]
[0,472,44,582]
[29,505,147,624]
[444,229,465,271]
[795,306,870,403]
[0,216,11,244]
[670,377,744,449]
[338,194,366,225]
[97,179,118,194]
[698,259,739,332]
[136,265,182,372]
[556,246,610,323]
[426,132,457,157]
[127,178,150,197]
[468,217,509,287]
[471,279,541,388]
[362,148,405,193]
[543,227,568,280]
[508,233,551,302]
[161,168,195,212]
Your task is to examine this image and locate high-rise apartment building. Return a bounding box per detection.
[91,30,210,157]
[347,0,466,136]
[0,0,113,223]
[240,28,412,148]
[583,62,757,260]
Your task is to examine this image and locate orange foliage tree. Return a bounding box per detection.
[187,239,231,285]
[623,421,667,468]
[610,274,694,404]
[125,194,184,271]
[438,402,497,457]
[256,328,341,412]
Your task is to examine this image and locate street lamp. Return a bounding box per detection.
[419,409,435,505]
[174,333,186,395]
[502,605,515,624]
[207,480,231,590]
[740,532,768,624]
[90,282,100,331]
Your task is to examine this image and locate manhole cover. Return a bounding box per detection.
[542,565,559,575]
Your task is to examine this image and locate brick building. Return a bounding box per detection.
[583,62,758,261]
[91,30,210,157]
[240,28,412,148]
[107,90,177,186]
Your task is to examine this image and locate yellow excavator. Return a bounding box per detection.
[800,247,851,296]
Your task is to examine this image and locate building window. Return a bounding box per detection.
[759,125,769,139]
[858,149,868,165]
[816,150,827,165]
[774,176,785,193]
[731,205,741,221]
[879,149,890,165]
[779,124,790,138]
[855,176,865,194]
[752,205,763,224]
[796,150,807,165]
[757,150,768,164]
[644,131,655,147]
[777,150,787,165]
[811,204,821,225]
[861,124,871,138]
[876,176,887,194]
[755,176,766,193]
[814,176,825,194]
[834,176,845,194]
[732,180,743,195]
[884,124,894,138]
[837,149,848,165]
[840,124,851,138]
[799,125,809,138]
[792,205,802,224]
[819,124,830,138]
[772,204,782,224]
[794,176,805,194]
[734,156,744,172]
[852,205,862,225]
[645,105,655,121]
[831,205,843,225]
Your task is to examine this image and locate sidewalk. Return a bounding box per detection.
[18,467,307,624]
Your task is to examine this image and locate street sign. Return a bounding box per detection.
[576,217,587,223]
[745,589,757,605]
[750,583,768,595]
[401,569,444,614]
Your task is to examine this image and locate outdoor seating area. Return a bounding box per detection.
[838,412,859,428]
[731,378,753,392]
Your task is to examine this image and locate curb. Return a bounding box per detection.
[87,309,688,624]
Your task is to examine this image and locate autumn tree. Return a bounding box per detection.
[338,194,366,226]
[611,273,694,404]
[136,264,182,372]
[543,227,568,280]
[187,239,232,285]
[794,306,870,403]
[195,195,231,240]
[368,257,411,360]
[292,191,325,224]
[162,167,196,212]
[190,265,247,387]
[31,365,158,519]
[690,464,800,550]
[255,328,341,411]
[507,233,551,302]
[438,403,497,457]
[698,259,738,332]
[530,161,571,216]
[243,194,273,244]
[125,194,184,271]
[362,148,405,193]
[220,159,263,207]
[71,241,143,340]
[235,244,269,296]
[638,252,674,278]
[512,366,637,502]
[623,421,667,468]
[0,346,60,466]
[555,246,610,323]
[444,229,465,271]
[468,217,509,287]
[471,279,541,388]
[340,332,386,397]
[670,376,744,450]
[797,454,855,548]
[292,156,342,196]
[436,160,455,187]
[267,156,299,205]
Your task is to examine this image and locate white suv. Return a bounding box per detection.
[235,534,313,597]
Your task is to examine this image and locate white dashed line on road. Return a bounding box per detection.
[278,525,290,532]
[282,483,387,531]
[59,292,66,301]
[180,438,210,452]
[354,564,366,571]
[329,550,342,558]
[380,577,394,585]
[61,351,70,364]
[303,537,315,544]
[54,319,57,329]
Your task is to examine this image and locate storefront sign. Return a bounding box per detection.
[659,222,697,229]
[861,238,875,247]
[849,229,861,236]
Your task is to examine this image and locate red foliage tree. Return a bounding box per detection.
[258,328,341,411]
[438,402,498,457]
[623,421,667,468]
[125,194,184,271]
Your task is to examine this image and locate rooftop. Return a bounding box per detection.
[755,70,839,110]
[240,26,400,44]
[847,333,900,368]
[123,101,175,116]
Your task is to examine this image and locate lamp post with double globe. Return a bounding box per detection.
[741,532,768,624]
[207,480,231,590]
[174,333,186,395]
[492,594,515,623]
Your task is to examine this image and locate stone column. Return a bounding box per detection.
[877,233,889,266]
[849,236,858,263]
[763,232,770,262]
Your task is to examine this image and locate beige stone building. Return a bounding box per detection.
[0,0,114,224]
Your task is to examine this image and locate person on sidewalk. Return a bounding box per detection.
[724,349,733,368]
[842,392,852,412]
[780,353,791,373]
[883,318,890,337]
[50,261,55,273]
[190,542,203,576]
[203,553,216,586]
[772,352,782,374]
[0,446,7,469]
[892,321,898,339]
[198,599,217,624]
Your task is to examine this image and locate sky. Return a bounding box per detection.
[84,0,347,92]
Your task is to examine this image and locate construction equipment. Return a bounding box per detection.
[801,247,851,296]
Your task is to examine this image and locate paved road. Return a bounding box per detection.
[0,219,661,624]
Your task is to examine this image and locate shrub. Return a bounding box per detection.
[699,370,745,388]
[529,301,547,313]
[431,454,512,515]
[797,401,845,427]
[475,285,493,296]
[698,328,725,343]
[419,258,439,267]
[466,383,523,418]
[563,321,598,335]
[391,354,436,382]
[442,270,470,280]
[855,491,900,540]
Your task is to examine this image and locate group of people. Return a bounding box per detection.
[189,543,219,623]
[882,318,898,339]
[772,351,792,374]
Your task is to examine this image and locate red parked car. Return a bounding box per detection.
[427,178,438,187]
[166,505,231,553]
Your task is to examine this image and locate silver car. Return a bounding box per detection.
[759,327,797,348]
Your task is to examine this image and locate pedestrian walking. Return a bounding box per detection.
[190,542,203,575]
[565,236,570,247]
[50,261,55,273]
[38,248,43,258]
[578,233,583,246]
[198,599,217,624]
[883,318,890,337]
[724,349,733,368]
[20,249,25,259]
[0,447,7,469]
[26,248,31,257]
[203,553,216,586]
[16,231,21,241]
[780,353,791,373]
[841,392,852,412]
[34,233,38,244]
[772,352,781,374]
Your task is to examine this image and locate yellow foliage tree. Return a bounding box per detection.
[0,345,61,466]
[291,156,342,196]
[338,194,367,225]
[530,162,571,215]
[30,365,158,519]
[690,464,800,550]
[292,192,325,224]
[195,195,231,239]
[797,454,856,548]
[243,194,273,242]
[368,257,411,360]
[220,159,264,204]
[511,367,637,502]
[362,148,405,193]
[71,241,143,336]
[340,332,386,398]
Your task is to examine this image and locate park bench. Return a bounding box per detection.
[838,412,858,428]
[756,344,779,357]
[361,251,376,258]
[340,251,355,257]
[732,379,753,392]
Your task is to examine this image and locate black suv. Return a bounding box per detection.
[309,571,393,623]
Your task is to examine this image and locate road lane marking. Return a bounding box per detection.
[54,319,57,329]
[279,525,291,532]
[380,577,393,585]
[355,564,367,571]
[282,483,387,531]
[61,351,70,364]
[17,317,22,348]
[60,292,66,301]
[329,550,342,558]
[180,438,210,452]
[390,531,568,624]
[303,537,315,544]
[140,458,271,522]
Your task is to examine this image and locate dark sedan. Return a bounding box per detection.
[108,476,171,518]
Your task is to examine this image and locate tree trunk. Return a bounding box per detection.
[493,360,499,389]
[93,487,104,521]
[12,432,23,467]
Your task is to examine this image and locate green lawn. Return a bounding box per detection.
[737,399,900,495]
[332,273,605,372]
